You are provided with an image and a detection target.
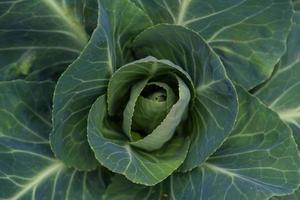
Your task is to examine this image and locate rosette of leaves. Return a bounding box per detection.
[1,0,300,200]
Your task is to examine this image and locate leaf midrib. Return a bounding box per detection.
[10,161,64,200]
[42,0,89,47]
[204,163,287,192]
[176,0,192,25]
[279,107,300,124]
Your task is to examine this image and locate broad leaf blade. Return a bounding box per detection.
[272,190,300,200]
[0,0,97,81]
[132,0,293,89]
[0,81,106,200]
[171,86,300,200]
[103,175,168,200]
[51,0,151,170]
[255,0,300,150]
[255,2,300,198]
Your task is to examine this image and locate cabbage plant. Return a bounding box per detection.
[0,0,300,199]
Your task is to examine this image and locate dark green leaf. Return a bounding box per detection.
[272,190,300,200]
[255,0,300,150]
[103,175,169,200]
[254,2,300,198]
[51,0,151,170]
[132,0,293,89]
[171,86,300,200]
[0,0,98,81]
[0,80,106,200]
[102,86,300,200]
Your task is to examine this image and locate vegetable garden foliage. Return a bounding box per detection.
[0,0,300,199]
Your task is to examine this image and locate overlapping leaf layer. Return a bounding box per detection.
[0,0,300,199]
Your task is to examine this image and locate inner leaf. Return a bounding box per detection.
[130,75,191,151]
[141,84,167,102]
[132,82,177,135]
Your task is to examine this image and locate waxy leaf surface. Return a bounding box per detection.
[0,0,98,81]
[103,86,300,200]
[51,0,151,170]
[0,81,106,200]
[132,0,293,89]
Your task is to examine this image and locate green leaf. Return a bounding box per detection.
[51,0,151,170]
[170,86,300,200]
[0,0,98,81]
[87,95,190,186]
[103,175,169,200]
[132,0,293,89]
[133,25,238,171]
[254,2,300,198]
[122,79,149,140]
[102,86,300,200]
[272,189,300,200]
[255,0,300,150]
[0,80,106,200]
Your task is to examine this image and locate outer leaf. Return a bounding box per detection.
[272,190,300,200]
[132,0,293,89]
[103,175,169,200]
[255,2,300,198]
[87,95,190,186]
[51,0,151,170]
[0,0,97,81]
[255,0,300,150]
[0,81,106,200]
[171,86,300,200]
[103,86,300,200]
[133,25,238,171]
